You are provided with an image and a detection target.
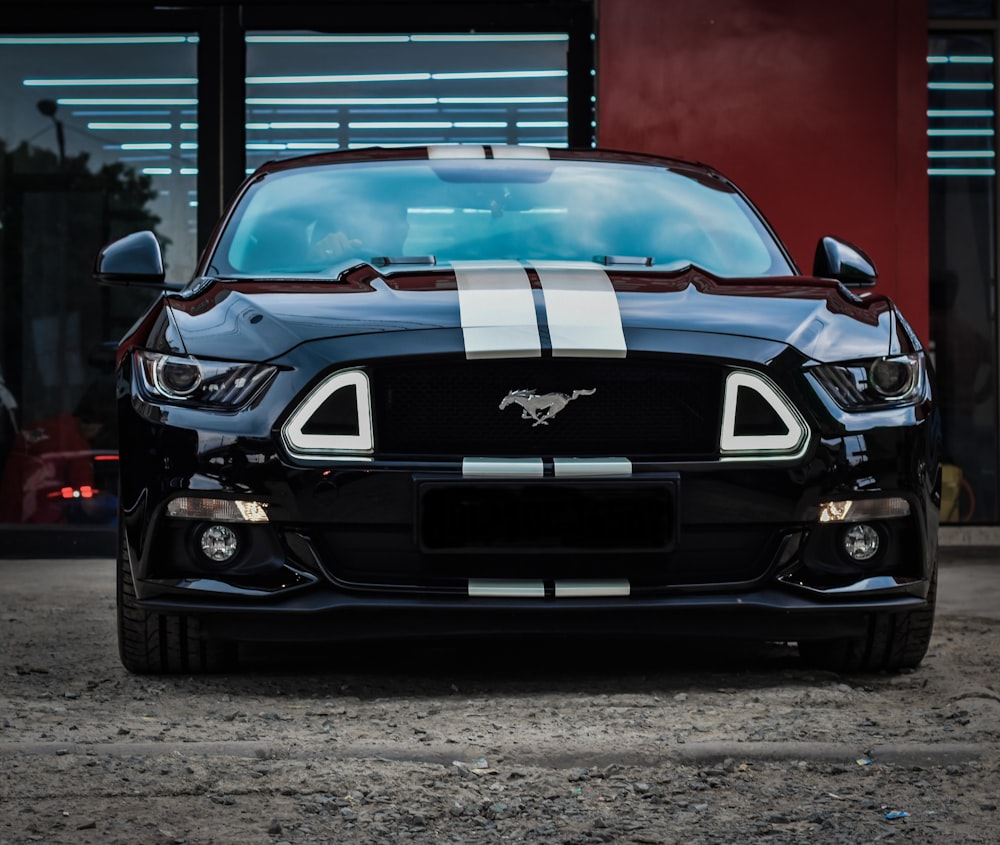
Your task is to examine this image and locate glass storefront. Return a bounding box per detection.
[930,0,996,18]
[0,34,198,533]
[0,21,576,551]
[244,32,571,169]
[928,27,1000,523]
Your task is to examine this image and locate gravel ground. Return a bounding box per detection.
[1,558,999,844]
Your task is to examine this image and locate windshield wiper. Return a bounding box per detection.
[594,255,654,267]
[371,255,437,267]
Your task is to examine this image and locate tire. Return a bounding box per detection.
[117,526,235,674]
[798,566,937,674]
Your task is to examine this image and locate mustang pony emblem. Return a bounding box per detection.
[499,388,596,427]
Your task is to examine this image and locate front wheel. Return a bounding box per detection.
[798,568,937,673]
[117,527,235,674]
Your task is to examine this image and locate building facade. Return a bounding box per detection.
[0,0,993,553]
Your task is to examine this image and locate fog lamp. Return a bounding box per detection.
[199,524,239,563]
[842,523,879,561]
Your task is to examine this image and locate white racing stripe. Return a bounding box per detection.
[462,457,544,477]
[427,144,485,158]
[554,580,631,598]
[468,580,632,598]
[452,261,541,359]
[533,262,627,358]
[469,579,545,598]
[553,458,632,477]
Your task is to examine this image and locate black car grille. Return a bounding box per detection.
[368,357,723,458]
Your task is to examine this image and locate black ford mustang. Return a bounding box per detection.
[95,145,940,674]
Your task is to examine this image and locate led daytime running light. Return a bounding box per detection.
[167,497,269,523]
[719,370,808,459]
[818,497,911,522]
[282,368,374,458]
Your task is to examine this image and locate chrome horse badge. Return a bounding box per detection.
[499,388,596,427]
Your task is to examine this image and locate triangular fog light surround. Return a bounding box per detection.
[282,368,374,459]
[720,371,809,459]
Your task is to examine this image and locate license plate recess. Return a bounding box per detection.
[417,475,679,554]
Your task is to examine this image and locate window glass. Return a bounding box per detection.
[244,32,570,171]
[215,159,790,277]
[928,32,999,523]
[0,34,197,527]
[929,1,995,18]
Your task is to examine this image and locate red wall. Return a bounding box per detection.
[596,0,929,343]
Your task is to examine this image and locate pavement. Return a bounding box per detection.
[937,545,1000,619]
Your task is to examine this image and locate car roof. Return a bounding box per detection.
[252,145,726,183]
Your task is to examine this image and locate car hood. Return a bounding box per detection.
[164,261,904,364]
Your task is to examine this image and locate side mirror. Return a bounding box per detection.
[813,236,877,288]
[93,230,171,288]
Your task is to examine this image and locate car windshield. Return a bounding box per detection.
[211,158,793,278]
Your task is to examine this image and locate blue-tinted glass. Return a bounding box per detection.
[930,0,995,18]
[928,32,999,523]
[0,35,197,528]
[244,32,570,173]
[215,160,791,277]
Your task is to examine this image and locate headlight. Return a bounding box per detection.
[154,356,201,397]
[136,350,277,409]
[811,354,926,411]
[868,357,916,398]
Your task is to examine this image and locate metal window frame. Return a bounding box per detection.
[930,12,1000,524]
[240,3,595,151]
[0,2,594,557]
[0,6,214,430]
